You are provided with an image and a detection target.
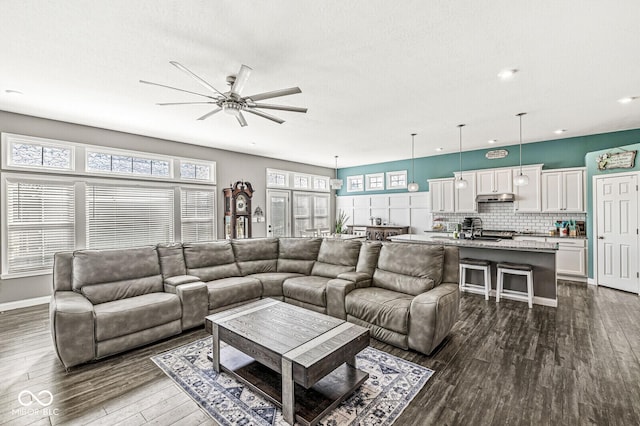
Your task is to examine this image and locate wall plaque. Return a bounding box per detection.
[596,150,637,170]
[485,149,508,159]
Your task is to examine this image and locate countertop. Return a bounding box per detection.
[349,224,410,228]
[424,230,587,240]
[389,234,559,253]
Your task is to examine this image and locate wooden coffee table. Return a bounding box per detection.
[205,299,370,426]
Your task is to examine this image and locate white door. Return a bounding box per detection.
[596,174,639,294]
[266,189,290,238]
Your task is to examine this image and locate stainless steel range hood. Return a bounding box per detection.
[476,193,515,203]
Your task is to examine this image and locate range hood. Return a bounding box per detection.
[476,193,515,203]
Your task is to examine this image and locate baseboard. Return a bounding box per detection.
[557,274,587,283]
[587,278,596,286]
[0,296,50,312]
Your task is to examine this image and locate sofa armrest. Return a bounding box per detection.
[164,281,208,329]
[336,271,372,285]
[164,274,202,288]
[326,278,358,320]
[408,283,460,355]
[50,291,95,369]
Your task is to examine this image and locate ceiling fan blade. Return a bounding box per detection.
[244,87,302,102]
[249,103,307,113]
[169,61,227,98]
[197,107,222,121]
[236,111,248,127]
[244,108,285,124]
[156,101,218,106]
[230,65,252,97]
[139,80,219,100]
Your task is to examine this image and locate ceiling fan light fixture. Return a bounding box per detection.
[222,100,242,117]
[408,133,419,192]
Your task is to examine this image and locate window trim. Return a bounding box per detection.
[346,175,364,193]
[365,173,385,191]
[386,170,408,190]
[2,133,77,173]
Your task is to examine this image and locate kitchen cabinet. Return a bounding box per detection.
[453,172,477,213]
[514,165,542,212]
[514,235,587,278]
[477,168,513,194]
[429,178,455,213]
[541,168,585,212]
[348,225,409,241]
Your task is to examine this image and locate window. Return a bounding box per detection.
[313,176,329,191]
[347,175,364,192]
[87,150,171,178]
[292,192,331,236]
[181,188,215,242]
[293,174,310,189]
[4,178,75,275]
[267,170,288,187]
[366,173,385,191]
[5,134,74,171]
[266,169,330,192]
[386,170,407,189]
[180,161,215,182]
[86,183,175,249]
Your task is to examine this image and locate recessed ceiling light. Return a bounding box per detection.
[554,129,567,135]
[488,139,497,144]
[618,96,637,104]
[248,142,256,146]
[5,89,23,95]
[435,147,443,152]
[497,69,518,80]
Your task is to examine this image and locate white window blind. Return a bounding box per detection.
[86,183,174,249]
[181,188,215,242]
[5,179,75,274]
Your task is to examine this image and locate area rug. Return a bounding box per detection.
[151,337,434,425]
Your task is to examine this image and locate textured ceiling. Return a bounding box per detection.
[1,1,639,167]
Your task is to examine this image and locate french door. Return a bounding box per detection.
[266,189,290,237]
[292,192,331,237]
[595,173,639,294]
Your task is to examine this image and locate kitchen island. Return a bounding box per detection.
[389,234,559,307]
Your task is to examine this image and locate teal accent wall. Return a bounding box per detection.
[337,128,640,196]
[585,142,640,279]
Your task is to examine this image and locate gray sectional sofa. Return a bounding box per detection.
[50,238,460,368]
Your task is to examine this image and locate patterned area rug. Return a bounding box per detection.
[152,337,433,425]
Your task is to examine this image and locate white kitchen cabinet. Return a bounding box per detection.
[429,178,455,213]
[541,168,585,212]
[513,165,542,212]
[477,168,513,194]
[453,172,477,212]
[547,237,587,277]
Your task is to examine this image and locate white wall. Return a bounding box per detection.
[336,192,431,234]
[0,110,332,305]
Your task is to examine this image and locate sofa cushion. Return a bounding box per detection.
[184,241,241,281]
[156,243,187,279]
[345,287,413,334]
[283,276,332,307]
[93,292,182,341]
[311,239,361,278]
[72,246,163,304]
[205,276,262,310]
[249,272,303,298]
[372,243,444,295]
[277,238,322,274]
[232,238,278,275]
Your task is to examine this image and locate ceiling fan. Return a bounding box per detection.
[140,61,307,127]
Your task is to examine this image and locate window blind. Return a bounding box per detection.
[181,188,215,242]
[86,183,174,249]
[5,179,75,274]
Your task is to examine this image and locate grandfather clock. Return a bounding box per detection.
[223,181,253,239]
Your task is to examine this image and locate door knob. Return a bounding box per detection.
[598,236,604,239]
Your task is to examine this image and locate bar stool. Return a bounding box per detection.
[496,262,534,308]
[459,258,492,301]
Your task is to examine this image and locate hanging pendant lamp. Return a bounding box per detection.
[513,113,529,186]
[455,124,468,190]
[407,133,419,192]
[329,155,343,190]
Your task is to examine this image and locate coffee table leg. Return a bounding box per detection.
[281,358,295,425]
[211,324,220,373]
[346,355,356,368]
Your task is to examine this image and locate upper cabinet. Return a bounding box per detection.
[477,168,513,194]
[514,165,542,213]
[429,178,455,213]
[541,168,585,212]
[453,172,477,213]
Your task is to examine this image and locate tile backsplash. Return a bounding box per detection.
[435,203,586,233]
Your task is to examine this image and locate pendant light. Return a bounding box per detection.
[455,124,468,190]
[329,155,343,190]
[407,133,419,192]
[513,112,529,186]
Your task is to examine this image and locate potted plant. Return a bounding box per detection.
[334,210,350,234]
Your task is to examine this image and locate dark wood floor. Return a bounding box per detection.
[1,282,639,425]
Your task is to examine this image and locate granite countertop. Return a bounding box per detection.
[424,230,587,240]
[349,224,409,228]
[389,234,558,253]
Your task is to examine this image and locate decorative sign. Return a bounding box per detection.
[485,149,508,159]
[596,150,637,171]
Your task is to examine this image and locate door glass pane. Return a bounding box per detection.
[268,191,289,237]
